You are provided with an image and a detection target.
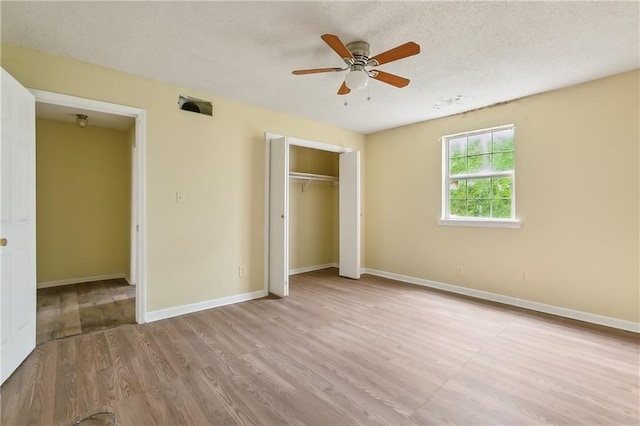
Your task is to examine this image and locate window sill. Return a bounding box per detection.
[437,218,522,229]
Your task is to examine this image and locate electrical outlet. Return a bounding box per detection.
[176,191,186,203]
[523,272,533,282]
[238,266,246,277]
[456,266,464,277]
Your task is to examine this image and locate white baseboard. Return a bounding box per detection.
[146,289,267,323]
[363,268,639,333]
[37,273,127,289]
[289,263,338,275]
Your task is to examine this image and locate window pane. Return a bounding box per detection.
[449,156,467,175]
[449,137,467,158]
[444,125,515,221]
[450,179,467,199]
[493,152,514,172]
[467,199,491,217]
[492,199,512,218]
[468,154,491,174]
[450,200,467,216]
[492,129,514,152]
[491,177,512,198]
[467,178,491,199]
[468,133,491,155]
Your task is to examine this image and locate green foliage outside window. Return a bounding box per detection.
[447,127,514,219]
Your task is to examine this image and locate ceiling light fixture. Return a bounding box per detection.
[76,114,88,128]
[344,67,369,91]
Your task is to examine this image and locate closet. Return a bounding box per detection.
[289,146,339,274]
[267,135,360,297]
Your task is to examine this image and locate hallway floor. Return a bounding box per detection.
[36,278,135,344]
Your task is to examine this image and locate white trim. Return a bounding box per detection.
[29,89,143,117]
[146,290,267,323]
[289,263,338,275]
[363,268,639,333]
[287,134,352,154]
[135,112,148,323]
[437,218,522,228]
[30,89,148,324]
[38,273,127,289]
[264,133,272,296]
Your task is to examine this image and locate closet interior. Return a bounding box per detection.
[288,145,339,274]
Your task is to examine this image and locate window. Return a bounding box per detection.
[440,125,520,228]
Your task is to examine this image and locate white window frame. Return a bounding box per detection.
[438,124,521,229]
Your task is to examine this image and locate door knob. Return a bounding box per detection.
[0,238,7,247]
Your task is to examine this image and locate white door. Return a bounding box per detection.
[0,68,36,384]
[268,137,289,296]
[339,151,361,279]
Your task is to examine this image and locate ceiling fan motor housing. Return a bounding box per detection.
[346,41,371,66]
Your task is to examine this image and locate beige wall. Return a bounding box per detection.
[36,118,132,285]
[1,44,365,311]
[365,70,640,322]
[289,146,339,270]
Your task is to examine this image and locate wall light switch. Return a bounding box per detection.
[176,192,186,203]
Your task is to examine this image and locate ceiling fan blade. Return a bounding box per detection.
[369,41,420,66]
[321,34,354,61]
[370,70,410,88]
[292,67,344,75]
[337,81,351,95]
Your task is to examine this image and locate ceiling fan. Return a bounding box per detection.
[292,34,420,95]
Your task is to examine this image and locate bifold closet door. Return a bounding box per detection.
[339,151,361,279]
[268,137,289,296]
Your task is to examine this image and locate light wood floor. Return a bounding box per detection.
[36,278,135,344]
[2,268,638,425]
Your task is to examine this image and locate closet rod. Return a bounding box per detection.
[289,171,338,192]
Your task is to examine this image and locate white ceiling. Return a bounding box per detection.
[36,102,134,131]
[2,1,638,134]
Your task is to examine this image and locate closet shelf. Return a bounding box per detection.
[289,171,338,192]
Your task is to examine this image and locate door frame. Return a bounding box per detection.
[30,89,148,323]
[263,132,353,295]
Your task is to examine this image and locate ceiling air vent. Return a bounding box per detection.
[178,95,213,117]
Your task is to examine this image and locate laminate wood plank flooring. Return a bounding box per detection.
[36,278,135,344]
[3,268,638,425]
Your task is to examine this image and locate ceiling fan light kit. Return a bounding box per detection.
[345,68,369,90]
[292,34,420,95]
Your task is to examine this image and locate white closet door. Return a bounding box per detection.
[268,137,289,296]
[0,68,36,384]
[339,151,361,279]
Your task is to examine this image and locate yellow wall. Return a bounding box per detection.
[1,44,365,311]
[289,146,338,270]
[365,70,640,322]
[36,119,132,285]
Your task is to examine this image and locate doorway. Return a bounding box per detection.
[34,108,135,342]
[30,89,147,326]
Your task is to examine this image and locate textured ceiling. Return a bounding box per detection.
[2,1,638,134]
